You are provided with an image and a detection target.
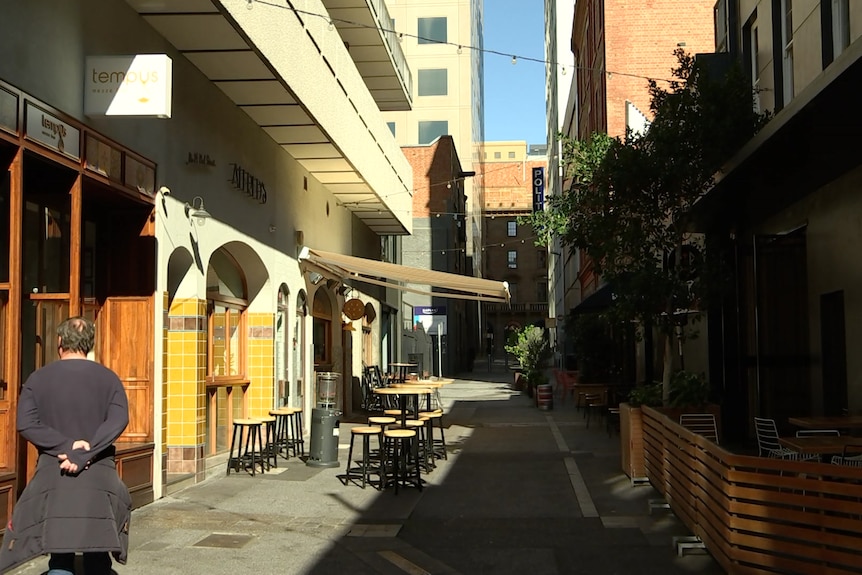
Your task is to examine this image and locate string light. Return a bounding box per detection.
[248,0,675,84]
[328,20,334,30]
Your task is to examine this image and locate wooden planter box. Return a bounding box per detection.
[620,402,722,483]
[620,403,646,482]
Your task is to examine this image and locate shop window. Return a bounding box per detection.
[507,221,517,237]
[206,248,247,381]
[418,69,448,96]
[312,289,333,367]
[0,171,8,283]
[0,291,6,401]
[418,17,447,44]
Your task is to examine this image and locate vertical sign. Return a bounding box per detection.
[532,167,545,212]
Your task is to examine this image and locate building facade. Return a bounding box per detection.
[381,0,486,356]
[400,136,472,376]
[0,0,415,510]
[481,141,549,360]
[692,0,862,441]
[552,0,715,376]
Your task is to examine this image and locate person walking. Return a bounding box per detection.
[0,316,132,575]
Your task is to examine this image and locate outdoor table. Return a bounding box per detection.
[778,435,862,455]
[373,386,432,427]
[388,362,418,383]
[789,415,862,432]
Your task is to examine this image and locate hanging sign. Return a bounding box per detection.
[84,54,173,118]
[532,167,545,212]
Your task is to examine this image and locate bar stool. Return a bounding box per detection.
[227,419,265,476]
[342,426,383,489]
[269,407,293,460]
[384,409,406,419]
[368,415,396,429]
[255,415,278,470]
[405,416,433,471]
[419,410,448,461]
[382,428,422,494]
[288,408,306,458]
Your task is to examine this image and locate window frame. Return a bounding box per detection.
[417,16,447,44]
[417,68,448,96]
[418,120,448,145]
[507,221,517,237]
[507,250,518,269]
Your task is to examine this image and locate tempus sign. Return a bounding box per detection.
[85,55,173,118]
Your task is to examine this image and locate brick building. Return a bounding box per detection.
[401,136,475,375]
[481,141,549,360]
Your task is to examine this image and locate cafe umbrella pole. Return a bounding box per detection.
[307,372,342,468]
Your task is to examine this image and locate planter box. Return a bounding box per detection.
[620,402,722,483]
[620,403,646,482]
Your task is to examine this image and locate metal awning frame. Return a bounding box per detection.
[300,247,510,304]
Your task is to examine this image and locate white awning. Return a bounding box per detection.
[299,247,510,304]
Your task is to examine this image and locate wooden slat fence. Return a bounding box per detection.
[641,405,862,574]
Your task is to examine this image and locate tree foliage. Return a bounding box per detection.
[528,50,769,390]
[531,50,768,330]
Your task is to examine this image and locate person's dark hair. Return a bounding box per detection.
[57,316,96,355]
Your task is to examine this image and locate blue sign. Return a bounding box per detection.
[416,306,446,315]
[532,167,545,212]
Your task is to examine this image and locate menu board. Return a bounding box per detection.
[85,134,123,182]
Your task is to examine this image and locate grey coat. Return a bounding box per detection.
[0,452,131,573]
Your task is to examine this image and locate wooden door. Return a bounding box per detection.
[99,296,153,443]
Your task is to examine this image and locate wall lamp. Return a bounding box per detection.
[184,196,212,226]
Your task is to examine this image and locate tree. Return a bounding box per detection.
[529,50,769,401]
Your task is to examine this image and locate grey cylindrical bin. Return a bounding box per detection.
[306,407,341,467]
[307,372,342,468]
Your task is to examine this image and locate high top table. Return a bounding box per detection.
[789,415,862,432]
[388,362,418,383]
[373,386,432,427]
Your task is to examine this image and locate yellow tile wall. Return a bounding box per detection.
[246,312,275,417]
[165,297,206,447]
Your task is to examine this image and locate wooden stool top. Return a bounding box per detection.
[254,416,276,423]
[233,419,262,426]
[403,419,424,427]
[369,416,396,424]
[270,407,299,415]
[419,411,441,418]
[383,409,404,416]
[384,429,416,438]
[352,426,382,434]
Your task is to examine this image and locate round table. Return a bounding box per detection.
[373,386,432,427]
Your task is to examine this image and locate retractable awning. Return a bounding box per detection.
[299,247,510,304]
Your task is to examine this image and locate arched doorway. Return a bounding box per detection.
[205,247,248,456]
[293,291,307,408]
[275,284,289,406]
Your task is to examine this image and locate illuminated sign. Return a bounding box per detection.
[532,167,545,212]
[85,54,172,118]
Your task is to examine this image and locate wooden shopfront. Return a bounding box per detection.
[0,80,156,520]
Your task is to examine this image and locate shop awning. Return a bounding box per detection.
[299,247,510,304]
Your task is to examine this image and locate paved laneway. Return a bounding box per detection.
[9,364,724,575]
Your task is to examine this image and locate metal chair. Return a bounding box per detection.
[754,417,818,461]
[680,413,719,443]
[831,443,862,467]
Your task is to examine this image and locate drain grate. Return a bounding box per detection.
[193,533,254,549]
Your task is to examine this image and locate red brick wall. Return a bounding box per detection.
[575,0,715,139]
[402,137,463,218]
[481,160,547,211]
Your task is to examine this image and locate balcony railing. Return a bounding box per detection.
[641,405,862,574]
[366,0,412,105]
[485,302,549,314]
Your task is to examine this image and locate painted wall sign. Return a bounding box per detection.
[84,54,172,118]
[0,87,18,134]
[187,152,216,167]
[25,102,80,159]
[230,163,267,204]
[532,166,545,212]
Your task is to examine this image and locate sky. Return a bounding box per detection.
[483,0,547,147]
